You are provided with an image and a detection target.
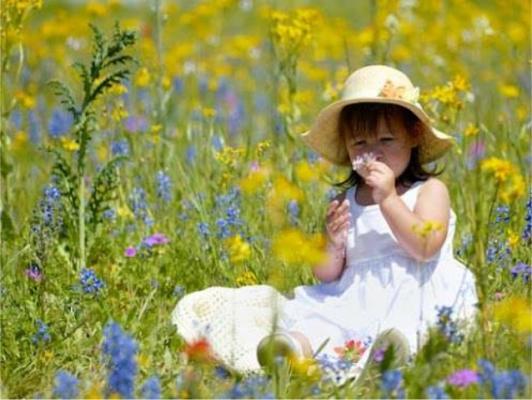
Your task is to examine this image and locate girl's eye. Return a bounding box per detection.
[353,141,366,146]
[380,137,394,142]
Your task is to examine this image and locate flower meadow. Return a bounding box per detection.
[1,0,530,398]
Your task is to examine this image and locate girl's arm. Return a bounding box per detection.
[379,178,450,261]
[312,192,349,282]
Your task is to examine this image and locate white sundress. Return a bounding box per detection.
[171,181,478,373]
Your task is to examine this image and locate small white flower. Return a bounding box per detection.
[352,152,377,172]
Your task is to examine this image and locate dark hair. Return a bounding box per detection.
[335,103,443,189]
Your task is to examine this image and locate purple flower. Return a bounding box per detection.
[447,369,479,388]
[143,233,169,247]
[466,139,486,169]
[123,115,148,133]
[124,247,137,257]
[373,347,386,363]
[510,262,531,283]
[25,264,43,282]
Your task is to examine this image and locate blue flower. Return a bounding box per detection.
[32,319,51,345]
[102,322,138,399]
[52,370,79,399]
[510,262,531,283]
[173,285,185,297]
[435,306,464,344]
[478,359,528,399]
[523,194,531,241]
[381,370,404,396]
[426,384,449,399]
[140,375,161,399]
[110,139,129,157]
[197,222,210,240]
[186,145,196,164]
[287,200,299,225]
[80,268,105,294]
[156,170,172,203]
[48,109,73,138]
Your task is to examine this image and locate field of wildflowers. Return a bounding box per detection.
[0,0,530,398]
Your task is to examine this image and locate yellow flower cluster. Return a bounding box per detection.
[480,157,525,203]
[214,146,245,169]
[294,160,330,183]
[235,270,258,287]
[266,176,304,225]
[134,67,151,87]
[492,296,532,334]
[239,166,270,195]
[270,8,321,54]
[272,228,326,266]
[412,220,443,239]
[224,235,251,264]
[423,74,470,109]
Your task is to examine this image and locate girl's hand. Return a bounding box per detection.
[325,198,351,249]
[364,161,397,204]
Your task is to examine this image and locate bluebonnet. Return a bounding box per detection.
[10,108,22,129]
[214,365,231,379]
[172,77,184,94]
[316,353,356,385]
[478,359,528,399]
[197,222,210,240]
[523,194,531,241]
[32,319,51,344]
[110,139,129,157]
[129,187,153,226]
[173,285,185,297]
[80,268,105,294]
[435,306,463,344]
[510,262,531,282]
[103,208,117,223]
[155,170,172,203]
[185,145,196,164]
[425,385,449,399]
[29,110,41,144]
[140,375,161,399]
[214,188,244,238]
[381,369,405,398]
[216,218,231,239]
[41,184,62,226]
[102,322,138,399]
[52,370,79,399]
[211,135,224,151]
[485,239,510,264]
[287,200,300,225]
[222,375,270,398]
[494,205,510,224]
[48,108,73,138]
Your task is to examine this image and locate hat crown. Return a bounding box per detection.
[341,65,416,101]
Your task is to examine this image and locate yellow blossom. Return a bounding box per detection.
[295,161,318,183]
[15,91,36,108]
[240,167,270,194]
[291,357,322,382]
[255,141,271,159]
[493,296,532,334]
[272,228,326,266]
[506,230,520,249]
[97,143,108,162]
[464,123,479,137]
[111,103,128,121]
[225,235,251,264]
[134,67,151,87]
[84,382,103,399]
[480,157,515,183]
[499,84,519,98]
[108,83,128,95]
[60,138,80,152]
[202,107,216,118]
[412,220,443,239]
[117,205,134,219]
[215,146,245,169]
[235,270,258,286]
[12,131,28,151]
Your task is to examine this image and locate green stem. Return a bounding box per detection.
[79,174,85,269]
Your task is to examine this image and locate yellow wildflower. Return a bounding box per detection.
[235,270,258,286]
[493,296,532,334]
[86,1,108,17]
[291,357,322,382]
[215,146,245,169]
[135,67,151,87]
[506,230,520,249]
[202,107,216,118]
[480,157,515,183]
[500,173,526,203]
[60,138,80,152]
[412,220,443,239]
[464,123,479,137]
[452,74,470,92]
[108,83,128,95]
[15,91,36,108]
[225,235,251,264]
[12,131,28,151]
[97,143,108,162]
[240,166,270,194]
[255,141,271,159]
[84,382,103,399]
[498,84,519,98]
[111,103,128,121]
[117,206,134,219]
[295,160,317,183]
[272,229,326,266]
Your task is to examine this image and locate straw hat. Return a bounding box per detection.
[301,65,454,166]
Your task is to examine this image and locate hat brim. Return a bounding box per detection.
[301,98,454,166]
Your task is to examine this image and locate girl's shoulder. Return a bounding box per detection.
[417,177,449,198]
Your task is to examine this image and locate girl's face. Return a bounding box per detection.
[344,114,418,179]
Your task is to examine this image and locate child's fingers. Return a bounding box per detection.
[326,200,339,217]
[329,212,351,232]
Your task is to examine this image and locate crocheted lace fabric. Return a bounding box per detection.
[171,285,286,373]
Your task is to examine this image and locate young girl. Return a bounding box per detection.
[172,65,478,378]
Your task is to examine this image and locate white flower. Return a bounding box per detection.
[352,152,377,172]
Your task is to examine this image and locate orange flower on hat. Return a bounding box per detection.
[379,79,420,103]
[183,337,213,363]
